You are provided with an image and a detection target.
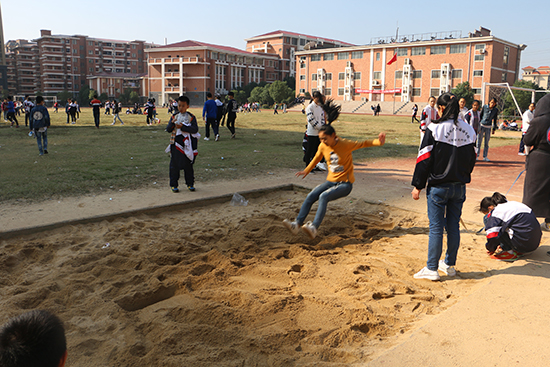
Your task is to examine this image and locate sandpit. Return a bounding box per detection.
[0,190,503,366]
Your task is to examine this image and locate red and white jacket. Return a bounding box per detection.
[420,105,439,131]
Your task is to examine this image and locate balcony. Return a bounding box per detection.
[149,57,203,64]
[164,72,184,78]
[164,86,186,92]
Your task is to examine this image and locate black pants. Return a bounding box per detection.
[304,135,320,166]
[205,117,219,138]
[66,112,70,123]
[519,134,526,153]
[93,110,100,128]
[7,112,18,126]
[147,113,154,125]
[25,112,30,126]
[169,145,194,188]
[70,111,77,122]
[226,113,236,134]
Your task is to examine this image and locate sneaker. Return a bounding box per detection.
[71,122,76,124]
[518,152,526,156]
[438,260,456,276]
[283,219,300,235]
[231,133,236,139]
[215,134,219,141]
[490,250,521,262]
[204,137,210,141]
[413,267,440,281]
[483,157,490,162]
[171,187,179,193]
[301,222,317,239]
[44,150,48,154]
[121,122,124,125]
[111,122,115,125]
[316,162,328,171]
[187,186,195,191]
[541,222,550,232]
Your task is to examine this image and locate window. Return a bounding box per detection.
[337,52,348,60]
[412,70,422,79]
[450,44,467,54]
[431,45,446,55]
[338,72,345,80]
[324,53,334,61]
[503,46,510,65]
[474,54,484,61]
[430,88,440,97]
[395,70,402,79]
[412,88,421,97]
[311,54,321,61]
[299,88,305,93]
[475,44,486,52]
[326,73,332,80]
[312,74,317,81]
[300,75,305,80]
[353,72,361,80]
[351,51,363,59]
[292,38,298,45]
[397,48,408,56]
[473,70,483,77]
[284,37,290,43]
[473,88,481,94]
[411,47,426,56]
[431,70,441,79]
[451,69,462,79]
[338,88,345,95]
[501,72,507,82]
[373,71,381,80]
[324,88,332,95]
[376,52,380,61]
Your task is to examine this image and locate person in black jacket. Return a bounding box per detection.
[226,92,238,138]
[411,93,477,281]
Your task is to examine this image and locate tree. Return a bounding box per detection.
[78,84,91,106]
[57,90,73,103]
[502,80,545,116]
[283,76,296,90]
[269,80,294,104]
[249,86,263,103]
[231,89,247,104]
[260,85,273,105]
[129,91,139,104]
[118,89,133,104]
[99,92,108,102]
[89,89,98,100]
[451,81,475,107]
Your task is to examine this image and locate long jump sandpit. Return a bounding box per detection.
[3,183,544,366]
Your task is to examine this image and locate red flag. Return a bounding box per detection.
[387,53,397,65]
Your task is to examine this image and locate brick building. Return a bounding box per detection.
[296,27,526,109]
[245,30,353,78]
[521,66,550,90]
[5,39,39,96]
[146,40,280,106]
[0,4,7,93]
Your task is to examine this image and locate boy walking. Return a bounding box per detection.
[202,92,219,141]
[226,92,238,138]
[166,95,199,192]
[30,96,51,155]
[477,98,499,161]
[90,94,102,128]
[111,99,124,125]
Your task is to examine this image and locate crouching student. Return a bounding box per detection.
[480,192,542,261]
[30,96,51,155]
[165,95,200,192]
[283,124,386,239]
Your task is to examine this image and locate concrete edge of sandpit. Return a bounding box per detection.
[0,184,312,240]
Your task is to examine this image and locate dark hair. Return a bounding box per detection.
[472,99,480,106]
[7,96,12,101]
[36,96,44,104]
[312,91,323,100]
[227,91,234,96]
[93,94,98,99]
[0,310,67,367]
[479,192,507,213]
[206,92,212,98]
[319,124,336,136]
[490,97,498,104]
[178,95,190,104]
[434,92,460,124]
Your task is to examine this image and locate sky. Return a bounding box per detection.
[2,0,549,74]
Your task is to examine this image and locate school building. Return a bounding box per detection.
[295,27,527,111]
[521,66,550,90]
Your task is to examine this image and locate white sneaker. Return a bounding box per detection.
[215,134,219,141]
[301,222,317,239]
[283,219,300,235]
[438,260,456,276]
[316,162,328,171]
[111,122,115,125]
[413,267,440,281]
[204,137,210,141]
[483,157,490,162]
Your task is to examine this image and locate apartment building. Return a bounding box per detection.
[245,30,353,78]
[296,27,526,106]
[522,66,550,90]
[146,40,280,106]
[5,39,39,95]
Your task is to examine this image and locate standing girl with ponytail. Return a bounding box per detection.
[480,192,542,261]
[411,93,477,280]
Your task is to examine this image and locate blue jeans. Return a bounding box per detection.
[296,181,352,228]
[477,126,491,158]
[426,183,465,270]
[36,130,48,154]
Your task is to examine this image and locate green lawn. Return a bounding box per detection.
[0,108,520,202]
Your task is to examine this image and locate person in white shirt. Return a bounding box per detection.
[519,103,535,155]
[304,91,327,171]
[458,97,468,121]
[419,96,439,143]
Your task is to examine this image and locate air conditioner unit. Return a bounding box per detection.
[346,61,352,68]
[373,80,380,86]
[404,58,410,65]
[361,97,367,102]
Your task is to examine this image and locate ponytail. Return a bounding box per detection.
[479,192,507,213]
[434,92,460,125]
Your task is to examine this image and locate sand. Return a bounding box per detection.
[0,189,509,366]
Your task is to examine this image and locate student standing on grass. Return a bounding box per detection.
[90,94,102,128]
[30,96,51,156]
[477,97,499,161]
[166,95,199,192]
[411,93,476,281]
[519,103,535,155]
[6,96,18,127]
[480,192,541,262]
[283,124,386,239]
[202,92,219,141]
[522,93,550,232]
[65,98,71,124]
[111,99,124,125]
[226,92,238,138]
[23,95,34,127]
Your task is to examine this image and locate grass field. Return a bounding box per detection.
[0,108,521,202]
